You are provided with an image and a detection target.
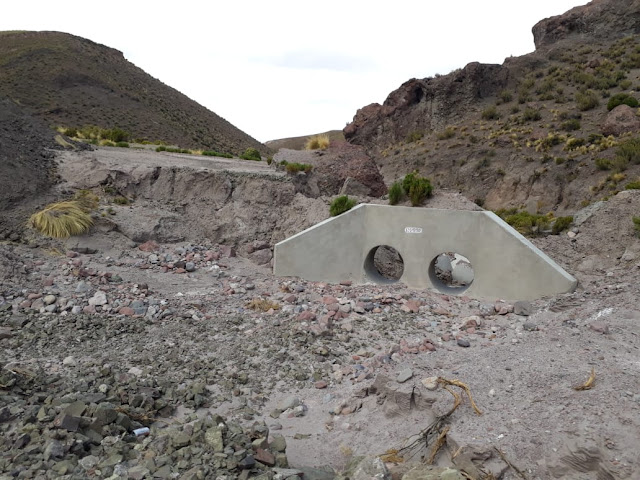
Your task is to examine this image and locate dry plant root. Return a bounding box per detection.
[573,367,596,391]
[427,425,450,464]
[494,447,528,479]
[438,377,483,415]
[380,449,404,463]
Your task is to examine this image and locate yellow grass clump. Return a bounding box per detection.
[29,201,93,238]
[305,134,330,150]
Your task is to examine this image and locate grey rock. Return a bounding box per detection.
[457,338,471,348]
[270,434,287,453]
[185,262,196,272]
[349,456,391,480]
[514,301,533,316]
[43,294,56,305]
[523,322,538,331]
[396,368,413,383]
[43,439,65,460]
[75,281,91,293]
[277,396,300,412]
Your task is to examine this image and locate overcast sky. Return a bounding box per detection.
[2,1,589,142]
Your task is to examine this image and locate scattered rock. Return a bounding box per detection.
[514,301,533,316]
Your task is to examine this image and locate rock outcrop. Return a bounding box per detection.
[601,104,640,136]
[532,0,640,50]
[344,62,508,148]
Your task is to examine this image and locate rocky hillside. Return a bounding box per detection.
[0,31,268,155]
[344,0,640,213]
[265,130,345,151]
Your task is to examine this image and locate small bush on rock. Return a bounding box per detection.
[330,195,356,216]
[285,162,312,174]
[625,180,640,190]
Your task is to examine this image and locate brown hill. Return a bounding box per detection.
[0,31,268,155]
[265,130,345,150]
[344,0,640,213]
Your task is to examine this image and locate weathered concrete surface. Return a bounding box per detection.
[273,204,577,301]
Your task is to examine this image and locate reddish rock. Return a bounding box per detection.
[255,448,275,467]
[322,296,338,305]
[314,381,328,389]
[220,245,236,258]
[340,280,352,286]
[174,268,187,274]
[27,293,42,300]
[83,305,96,314]
[138,240,160,252]
[432,306,450,316]
[43,277,54,286]
[297,311,316,322]
[119,307,135,316]
[66,251,78,258]
[283,294,297,303]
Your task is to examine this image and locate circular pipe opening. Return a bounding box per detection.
[364,245,404,284]
[428,252,474,294]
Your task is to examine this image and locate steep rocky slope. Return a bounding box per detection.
[344,0,640,213]
[0,31,267,155]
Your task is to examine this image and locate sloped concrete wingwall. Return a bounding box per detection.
[274,204,577,301]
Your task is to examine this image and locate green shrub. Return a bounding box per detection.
[63,127,78,137]
[625,180,640,190]
[523,108,542,121]
[156,146,167,152]
[565,137,586,151]
[561,119,581,131]
[481,105,499,120]
[436,127,456,140]
[240,147,261,161]
[607,93,639,111]
[552,216,573,234]
[402,171,433,206]
[388,181,403,205]
[330,195,356,216]
[633,217,640,237]
[285,162,312,174]
[615,137,640,165]
[266,157,273,165]
[113,196,129,205]
[494,209,551,235]
[104,128,129,143]
[499,90,513,103]
[595,157,613,170]
[575,89,600,111]
[406,131,423,143]
[115,141,129,148]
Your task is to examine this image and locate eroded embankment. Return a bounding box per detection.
[56,149,331,250]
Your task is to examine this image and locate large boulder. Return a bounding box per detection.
[601,104,640,137]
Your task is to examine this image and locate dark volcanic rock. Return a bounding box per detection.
[343,62,508,148]
[532,0,640,50]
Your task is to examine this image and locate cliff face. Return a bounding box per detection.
[344,62,509,148]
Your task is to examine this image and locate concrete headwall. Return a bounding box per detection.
[273,204,577,301]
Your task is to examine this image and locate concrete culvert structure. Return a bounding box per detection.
[274,204,577,301]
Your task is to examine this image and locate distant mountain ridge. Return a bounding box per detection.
[0,31,268,155]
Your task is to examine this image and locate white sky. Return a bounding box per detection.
[2,1,589,142]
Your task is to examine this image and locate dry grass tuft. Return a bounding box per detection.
[305,134,330,150]
[29,201,93,238]
[573,367,596,391]
[246,298,280,312]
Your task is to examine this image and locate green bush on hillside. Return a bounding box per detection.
[285,162,312,174]
[329,195,356,216]
[552,216,573,234]
[388,182,403,205]
[575,89,600,111]
[240,147,261,161]
[607,93,639,111]
[615,137,640,167]
[402,171,433,206]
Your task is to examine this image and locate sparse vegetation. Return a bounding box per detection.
[113,196,129,205]
[406,131,423,143]
[285,162,312,174]
[115,141,129,148]
[625,180,640,190]
[481,105,500,120]
[494,209,551,236]
[561,119,581,131]
[552,216,573,234]
[202,150,233,158]
[436,127,456,140]
[305,134,330,150]
[330,195,356,216]
[246,298,280,312]
[523,108,542,122]
[614,137,640,168]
